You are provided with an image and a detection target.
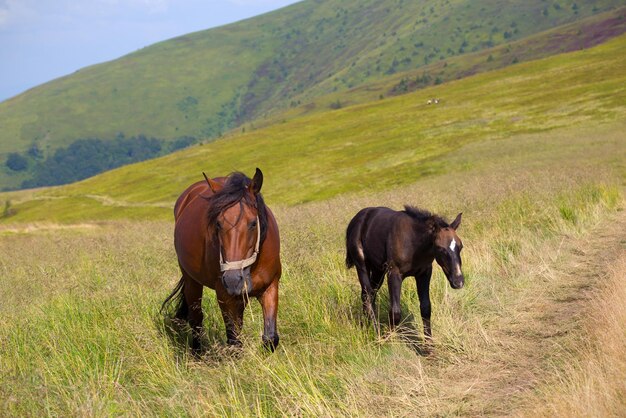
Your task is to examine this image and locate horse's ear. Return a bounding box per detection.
[203,172,221,193]
[450,213,462,230]
[250,167,263,194]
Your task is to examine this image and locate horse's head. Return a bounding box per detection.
[433,213,464,289]
[206,169,264,296]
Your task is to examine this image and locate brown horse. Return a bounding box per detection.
[162,168,282,352]
[346,206,463,339]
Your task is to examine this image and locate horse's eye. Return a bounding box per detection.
[249,220,257,230]
[216,221,222,230]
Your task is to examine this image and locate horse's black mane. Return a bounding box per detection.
[206,172,268,244]
[403,205,449,229]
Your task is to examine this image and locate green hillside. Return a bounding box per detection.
[0,0,623,190]
[2,33,624,224]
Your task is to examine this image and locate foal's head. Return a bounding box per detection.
[433,213,464,289]
[206,169,265,296]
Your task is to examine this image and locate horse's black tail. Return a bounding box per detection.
[160,277,187,318]
[345,215,361,270]
[345,245,355,269]
[345,208,372,270]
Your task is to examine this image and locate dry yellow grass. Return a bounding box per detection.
[523,227,626,417]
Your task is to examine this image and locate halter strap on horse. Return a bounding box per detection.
[219,216,261,272]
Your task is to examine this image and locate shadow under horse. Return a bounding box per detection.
[346,206,464,341]
[161,168,282,354]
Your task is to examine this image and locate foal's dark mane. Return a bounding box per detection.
[403,205,450,229]
[206,172,268,244]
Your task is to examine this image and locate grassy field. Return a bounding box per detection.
[1,26,625,417]
[1,1,623,190]
[1,121,624,415]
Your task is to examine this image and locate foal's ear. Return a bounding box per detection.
[250,167,263,194]
[203,172,222,193]
[450,213,462,230]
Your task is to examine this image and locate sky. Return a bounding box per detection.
[0,0,301,102]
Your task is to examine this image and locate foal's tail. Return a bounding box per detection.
[345,253,355,269]
[160,277,186,318]
[345,214,363,270]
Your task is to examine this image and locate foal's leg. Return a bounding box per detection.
[367,267,385,326]
[387,269,403,330]
[217,292,246,347]
[356,263,378,327]
[416,267,433,340]
[258,279,280,351]
[369,267,385,302]
[182,276,204,353]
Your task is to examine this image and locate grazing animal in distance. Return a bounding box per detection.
[346,206,464,339]
[162,168,282,353]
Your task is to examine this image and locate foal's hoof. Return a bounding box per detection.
[226,338,243,348]
[262,334,280,352]
[189,340,206,359]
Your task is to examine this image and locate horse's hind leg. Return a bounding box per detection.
[369,267,385,298]
[182,276,204,354]
[356,263,379,330]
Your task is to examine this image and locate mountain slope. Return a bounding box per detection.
[2,33,624,224]
[266,7,626,125]
[0,0,621,162]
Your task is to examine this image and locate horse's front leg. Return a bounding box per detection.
[217,292,246,347]
[416,266,433,340]
[258,279,280,352]
[387,269,403,330]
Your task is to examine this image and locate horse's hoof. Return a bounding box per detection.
[226,338,243,348]
[262,334,279,352]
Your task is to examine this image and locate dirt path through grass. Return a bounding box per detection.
[427,207,626,416]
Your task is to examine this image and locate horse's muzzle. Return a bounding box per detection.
[450,275,465,289]
[221,268,253,296]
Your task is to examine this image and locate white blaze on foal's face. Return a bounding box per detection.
[449,238,462,275]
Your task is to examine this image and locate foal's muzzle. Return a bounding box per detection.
[221,267,253,296]
[450,275,465,289]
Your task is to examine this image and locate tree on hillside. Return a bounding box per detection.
[6,153,28,171]
[21,135,164,189]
